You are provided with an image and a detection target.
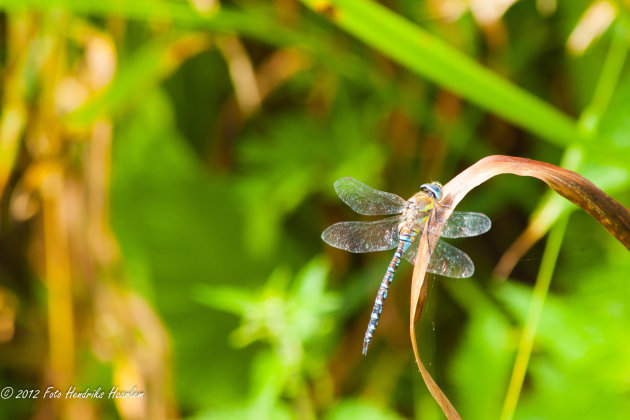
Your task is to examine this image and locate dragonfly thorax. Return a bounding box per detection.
[399,192,436,232]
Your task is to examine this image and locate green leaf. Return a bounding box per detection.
[299,0,582,146]
[0,0,293,45]
[325,399,405,420]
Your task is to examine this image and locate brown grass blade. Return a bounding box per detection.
[410,210,462,420]
[442,156,630,248]
[409,155,630,418]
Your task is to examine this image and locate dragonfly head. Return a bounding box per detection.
[420,182,443,201]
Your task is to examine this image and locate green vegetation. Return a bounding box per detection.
[0,1,629,419]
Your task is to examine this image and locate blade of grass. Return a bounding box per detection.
[497,20,629,419]
[0,0,293,46]
[410,210,461,420]
[410,155,630,418]
[443,156,630,249]
[0,15,36,198]
[498,214,569,420]
[494,20,629,278]
[300,0,582,146]
[0,0,410,109]
[582,19,630,127]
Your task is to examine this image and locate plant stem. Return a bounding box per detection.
[499,214,569,420]
[583,21,630,128]
[499,20,629,419]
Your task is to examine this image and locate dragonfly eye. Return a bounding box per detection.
[420,182,442,200]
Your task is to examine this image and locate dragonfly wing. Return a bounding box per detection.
[402,237,420,265]
[403,239,474,278]
[427,240,475,278]
[322,216,400,253]
[441,212,491,239]
[334,177,406,215]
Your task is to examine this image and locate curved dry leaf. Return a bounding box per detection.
[410,209,461,419]
[442,156,630,247]
[409,155,630,419]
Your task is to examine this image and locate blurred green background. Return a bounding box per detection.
[0,0,629,419]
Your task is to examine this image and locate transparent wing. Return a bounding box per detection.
[441,212,491,239]
[321,216,401,253]
[334,177,406,215]
[403,238,474,278]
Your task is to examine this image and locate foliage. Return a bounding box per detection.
[0,1,629,419]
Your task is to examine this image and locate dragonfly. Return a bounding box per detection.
[321,177,491,355]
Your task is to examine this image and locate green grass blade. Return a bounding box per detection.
[0,0,293,46]
[300,0,582,146]
[499,214,569,420]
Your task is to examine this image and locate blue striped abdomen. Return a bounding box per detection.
[362,226,418,355]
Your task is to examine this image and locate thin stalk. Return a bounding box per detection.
[499,214,569,420]
[584,21,630,126]
[499,20,629,418]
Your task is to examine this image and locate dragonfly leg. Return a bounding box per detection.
[435,202,452,223]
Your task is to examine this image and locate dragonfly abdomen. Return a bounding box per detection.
[362,226,418,355]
